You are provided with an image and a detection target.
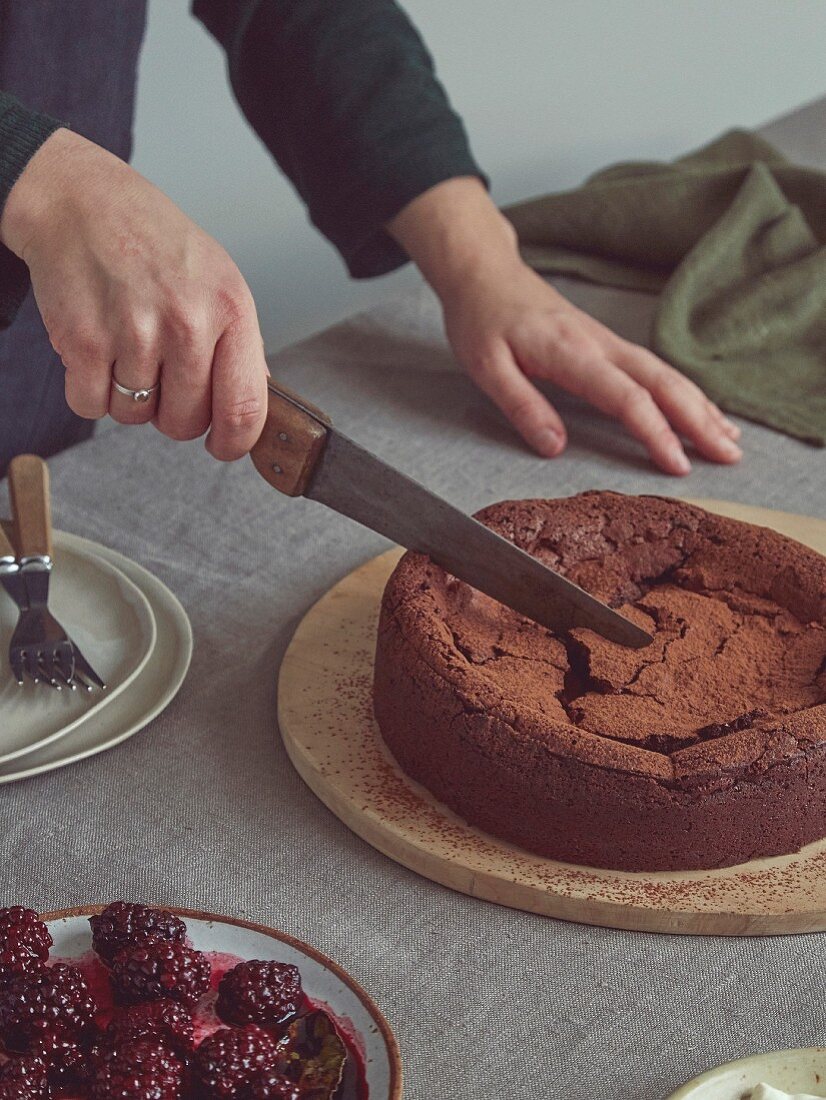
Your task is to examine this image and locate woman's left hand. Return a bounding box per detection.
[389,177,742,477]
[440,257,742,476]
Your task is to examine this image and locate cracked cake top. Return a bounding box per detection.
[380,492,826,787]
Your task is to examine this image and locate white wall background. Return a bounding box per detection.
[133,0,826,352]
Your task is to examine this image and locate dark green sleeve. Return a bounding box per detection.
[192,0,487,278]
[0,92,62,328]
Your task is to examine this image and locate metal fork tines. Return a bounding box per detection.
[6,454,106,693]
[13,557,105,692]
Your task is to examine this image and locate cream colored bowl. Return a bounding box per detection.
[667,1049,826,1099]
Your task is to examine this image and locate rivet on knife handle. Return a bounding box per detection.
[8,454,52,563]
[250,380,331,498]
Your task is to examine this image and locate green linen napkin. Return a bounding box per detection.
[504,130,826,444]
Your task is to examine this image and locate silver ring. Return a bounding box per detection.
[112,376,160,403]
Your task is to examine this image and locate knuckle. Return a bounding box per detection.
[460,338,499,373]
[464,351,502,384]
[651,419,679,443]
[48,331,67,359]
[618,384,656,421]
[219,396,263,436]
[165,301,207,349]
[170,350,211,388]
[66,326,108,364]
[215,279,253,328]
[122,312,157,356]
[544,313,587,355]
[651,366,685,401]
[504,395,541,429]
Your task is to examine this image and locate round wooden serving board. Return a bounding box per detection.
[278,499,826,936]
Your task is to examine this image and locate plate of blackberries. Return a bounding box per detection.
[0,902,401,1099]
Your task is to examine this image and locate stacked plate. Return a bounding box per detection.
[0,530,192,783]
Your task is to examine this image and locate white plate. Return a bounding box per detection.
[0,538,156,764]
[666,1049,826,1098]
[0,531,192,782]
[43,905,402,1099]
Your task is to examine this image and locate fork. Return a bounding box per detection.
[8,455,106,692]
[0,519,31,685]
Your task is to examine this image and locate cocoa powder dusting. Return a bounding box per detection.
[372,493,826,872]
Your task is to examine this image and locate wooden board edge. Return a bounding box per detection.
[277,499,826,937]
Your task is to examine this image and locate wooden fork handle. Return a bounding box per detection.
[0,518,15,561]
[8,454,53,562]
[250,379,332,498]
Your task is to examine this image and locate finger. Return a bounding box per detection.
[205,316,269,461]
[711,406,742,440]
[470,343,567,457]
[109,317,162,425]
[63,358,111,420]
[610,343,742,465]
[706,404,741,441]
[54,325,112,420]
[153,324,213,442]
[558,354,692,475]
[577,315,744,444]
[109,358,161,424]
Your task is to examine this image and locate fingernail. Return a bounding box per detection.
[533,428,562,456]
[722,418,741,439]
[721,438,742,459]
[672,449,691,475]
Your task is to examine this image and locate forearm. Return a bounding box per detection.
[387,177,521,301]
[193,0,485,278]
[0,91,62,327]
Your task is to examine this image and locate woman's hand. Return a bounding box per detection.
[0,128,269,460]
[389,178,742,476]
[442,260,742,475]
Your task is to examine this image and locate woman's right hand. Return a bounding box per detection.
[0,128,269,460]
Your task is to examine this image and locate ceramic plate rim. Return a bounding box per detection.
[41,904,403,1100]
[0,531,192,783]
[664,1047,826,1098]
[0,543,157,765]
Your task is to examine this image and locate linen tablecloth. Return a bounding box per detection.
[2,97,825,1100]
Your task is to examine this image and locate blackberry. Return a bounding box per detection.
[0,1082,47,1100]
[192,1027,280,1099]
[110,941,210,1009]
[0,1057,48,1099]
[245,1070,302,1100]
[0,911,52,988]
[216,962,302,1029]
[88,1038,184,1100]
[0,964,97,1040]
[90,903,186,966]
[105,1001,194,1055]
[23,1023,87,1093]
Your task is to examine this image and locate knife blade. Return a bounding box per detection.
[251,381,652,648]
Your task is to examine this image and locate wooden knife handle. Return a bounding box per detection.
[250,380,331,497]
[8,454,53,561]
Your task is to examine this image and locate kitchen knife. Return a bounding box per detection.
[250,381,652,648]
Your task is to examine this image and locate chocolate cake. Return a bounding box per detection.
[373,493,826,871]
